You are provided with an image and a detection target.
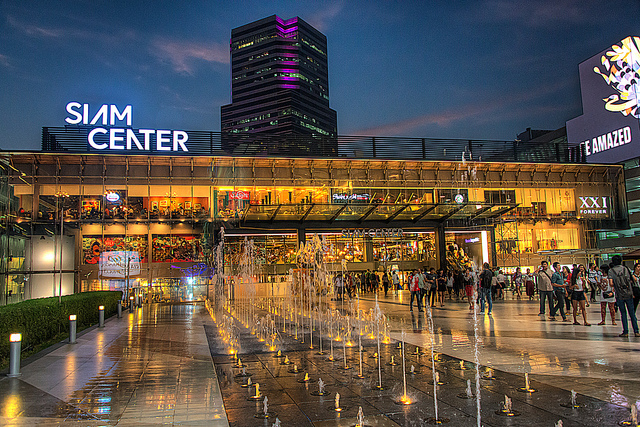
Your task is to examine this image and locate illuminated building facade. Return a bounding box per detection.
[0,132,627,304]
[220,15,338,154]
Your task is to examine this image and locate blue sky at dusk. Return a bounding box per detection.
[0,1,638,151]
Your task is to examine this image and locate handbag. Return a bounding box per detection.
[602,290,614,299]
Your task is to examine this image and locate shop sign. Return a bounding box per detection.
[332,193,371,203]
[465,237,480,243]
[105,192,121,203]
[578,196,609,215]
[99,251,140,278]
[229,191,250,200]
[65,102,189,153]
[342,228,403,238]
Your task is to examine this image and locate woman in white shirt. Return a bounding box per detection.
[570,264,591,326]
[597,265,616,325]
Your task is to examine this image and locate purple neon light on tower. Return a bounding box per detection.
[221,14,337,155]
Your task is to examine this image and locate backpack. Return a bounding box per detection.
[480,269,492,289]
[611,266,634,300]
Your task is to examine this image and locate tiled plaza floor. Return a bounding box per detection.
[0,303,228,426]
[207,291,640,426]
[1,292,639,426]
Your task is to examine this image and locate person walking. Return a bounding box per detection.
[479,262,493,314]
[597,265,616,326]
[426,267,437,307]
[524,268,536,300]
[417,268,427,307]
[632,263,640,312]
[382,272,390,296]
[550,262,568,321]
[464,267,475,310]
[392,270,400,295]
[587,263,601,305]
[570,264,591,326]
[496,270,506,300]
[535,260,554,318]
[409,269,422,312]
[608,255,639,337]
[437,269,447,307]
[512,267,523,299]
[446,270,454,300]
[562,266,572,313]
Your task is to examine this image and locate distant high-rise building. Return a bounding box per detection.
[221,15,337,154]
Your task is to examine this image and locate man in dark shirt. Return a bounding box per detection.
[549,261,568,321]
[479,263,493,314]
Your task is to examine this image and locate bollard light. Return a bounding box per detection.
[9,333,22,377]
[98,305,105,327]
[129,296,134,312]
[69,314,77,344]
[117,302,122,319]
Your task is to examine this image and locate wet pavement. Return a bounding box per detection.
[366,291,640,407]
[206,293,639,426]
[0,303,228,426]
[2,292,640,426]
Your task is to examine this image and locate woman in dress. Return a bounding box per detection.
[563,266,572,313]
[437,269,447,307]
[632,263,640,312]
[512,267,523,299]
[464,267,475,310]
[597,265,616,325]
[524,268,535,300]
[571,264,591,326]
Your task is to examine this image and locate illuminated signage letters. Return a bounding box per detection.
[65,102,189,153]
[229,191,250,200]
[578,196,609,215]
[566,36,640,164]
[332,193,371,203]
[342,228,403,238]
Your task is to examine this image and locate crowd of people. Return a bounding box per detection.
[334,255,640,338]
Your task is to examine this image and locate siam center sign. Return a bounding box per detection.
[65,102,189,152]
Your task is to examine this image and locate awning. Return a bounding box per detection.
[241,201,518,224]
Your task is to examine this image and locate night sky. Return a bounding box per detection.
[0,1,638,151]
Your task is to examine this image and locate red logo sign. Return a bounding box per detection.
[229,191,250,200]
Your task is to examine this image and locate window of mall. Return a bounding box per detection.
[0,154,624,304]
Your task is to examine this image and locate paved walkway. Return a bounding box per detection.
[0,303,228,426]
[359,290,640,408]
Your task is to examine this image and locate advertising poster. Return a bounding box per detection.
[566,36,640,164]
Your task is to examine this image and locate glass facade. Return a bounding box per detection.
[0,153,624,304]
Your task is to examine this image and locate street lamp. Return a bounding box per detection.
[55,191,69,303]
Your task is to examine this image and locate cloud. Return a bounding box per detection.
[0,54,10,68]
[151,38,229,75]
[477,0,596,27]
[306,1,344,31]
[6,15,64,38]
[354,80,573,136]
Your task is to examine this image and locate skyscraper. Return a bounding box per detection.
[221,15,337,154]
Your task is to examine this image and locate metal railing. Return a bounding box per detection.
[41,127,586,163]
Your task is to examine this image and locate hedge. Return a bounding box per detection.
[0,291,122,367]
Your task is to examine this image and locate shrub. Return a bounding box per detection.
[0,291,122,367]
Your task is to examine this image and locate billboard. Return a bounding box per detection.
[99,251,141,278]
[566,36,640,164]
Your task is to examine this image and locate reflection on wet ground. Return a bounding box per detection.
[0,303,228,426]
[2,293,640,426]
[364,292,640,405]
[205,296,636,426]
